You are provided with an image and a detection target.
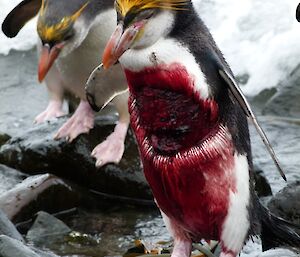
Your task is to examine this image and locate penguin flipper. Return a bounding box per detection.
[211,53,287,181]
[296,3,300,22]
[85,63,128,112]
[2,0,42,38]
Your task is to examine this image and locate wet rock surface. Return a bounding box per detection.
[268,181,300,227]
[0,116,152,201]
[0,209,24,242]
[0,164,27,194]
[0,235,40,257]
[262,65,300,117]
[0,133,10,148]
[253,168,272,197]
[0,235,58,257]
[0,174,81,222]
[27,211,71,247]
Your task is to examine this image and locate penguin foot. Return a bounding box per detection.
[54,100,94,142]
[219,252,236,257]
[34,100,65,123]
[171,239,192,257]
[91,121,128,167]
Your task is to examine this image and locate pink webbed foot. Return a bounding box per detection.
[219,252,237,257]
[34,100,65,123]
[91,121,128,167]
[54,100,94,142]
[171,239,192,257]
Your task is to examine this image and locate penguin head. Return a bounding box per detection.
[37,0,91,81]
[102,0,190,69]
[2,0,108,82]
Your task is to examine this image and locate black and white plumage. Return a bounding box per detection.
[2,0,129,167]
[86,0,300,256]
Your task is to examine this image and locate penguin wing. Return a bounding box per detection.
[85,63,128,112]
[209,52,287,181]
[2,0,42,38]
[297,3,300,22]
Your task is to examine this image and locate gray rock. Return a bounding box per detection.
[0,164,27,195]
[263,64,300,117]
[0,134,10,148]
[253,168,272,197]
[0,116,152,201]
[0,174,80,222]
[0,209,24,242]
[26,211,71,247]
[268,181,300,227]
[26,212,102,256]
[0,235,39,257]
[0,235,58,257]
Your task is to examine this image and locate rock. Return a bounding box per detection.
[0,116,152,201]
[0,235,39,257]
[26,211,71,247]
[253,168,272,197]
[0,174,80,222]
[0,164,27,195]
[0,235,58,257]
[26,211,104,256]
[251,88,277,112]
[262,64,300,117]
[0,209,24,242]
[268,181,300,227]
[0,134,10,147]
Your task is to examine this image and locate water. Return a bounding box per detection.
[197,0,300,95]
[0,1,300,257]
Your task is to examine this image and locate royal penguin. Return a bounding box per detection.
[86,0,300,256]
[2,0,129,167]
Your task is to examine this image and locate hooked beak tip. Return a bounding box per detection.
[102,59,114,70]
[38,74,45,83]
[38,43,64,83]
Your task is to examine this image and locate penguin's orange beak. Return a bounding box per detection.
[102,22,145,69]
[38,42,65,82]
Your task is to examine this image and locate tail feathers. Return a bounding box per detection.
[260,204,300,251]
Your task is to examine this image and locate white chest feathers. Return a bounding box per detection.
[120,38,211,99]
[56,9,118,95]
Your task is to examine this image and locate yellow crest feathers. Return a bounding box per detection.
[38,1,89,42]
[115,0,189,17]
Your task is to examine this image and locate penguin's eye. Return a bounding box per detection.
[63,29,75,41]
[136,9,155,20]
[123,9,155,28]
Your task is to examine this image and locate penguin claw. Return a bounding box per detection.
[92,136,124,167]
[54,100,94,142]
[91,121,128,168]
[34,100,65,124]
[95,159,103,167]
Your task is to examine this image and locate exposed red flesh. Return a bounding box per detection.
[125,63,236,240]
